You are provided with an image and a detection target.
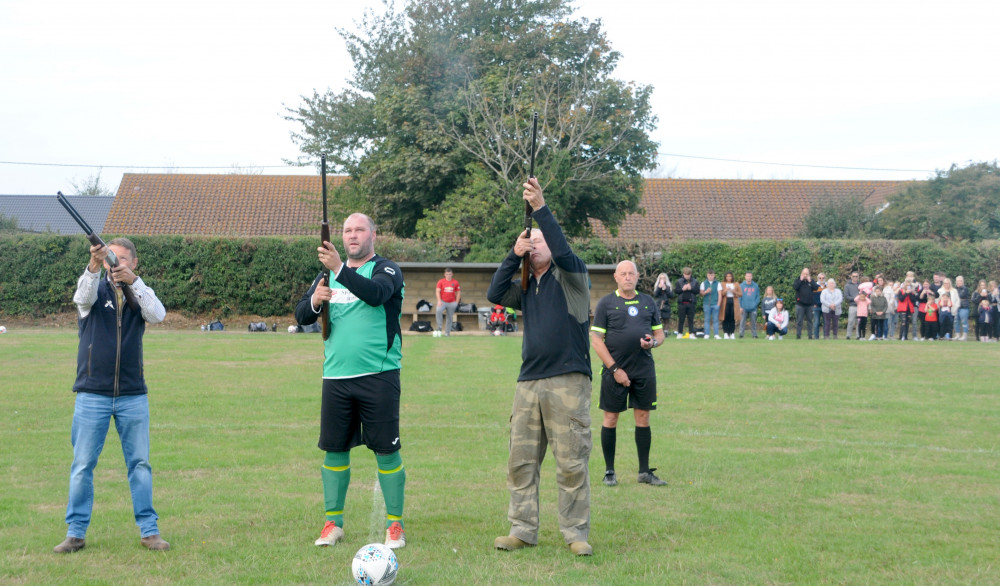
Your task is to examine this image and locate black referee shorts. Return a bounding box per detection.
[319,369,401,454]
[599,369,657,412]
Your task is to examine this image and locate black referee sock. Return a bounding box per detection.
[635,426,652,474]
[601,426,617,472]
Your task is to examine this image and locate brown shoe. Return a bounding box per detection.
[569,541,593,556]
[140,534,170,551]
[494,535,532,551]
[53,537,86,554]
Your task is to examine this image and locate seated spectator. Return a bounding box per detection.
[766,299,789,340]
[487,304,507,335]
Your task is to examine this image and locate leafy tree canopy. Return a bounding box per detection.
[799,195,880,239]
[286,0,658,250]
[879,161,1000,241]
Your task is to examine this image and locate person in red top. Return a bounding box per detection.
[435,268,462,336]
[923,291,939,340]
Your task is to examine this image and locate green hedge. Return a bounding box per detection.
[575,238,1000,301]
[2,235,998,318]
[0,234,449,317]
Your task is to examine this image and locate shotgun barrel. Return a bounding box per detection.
[320,155,331,341]
[56,192,140,311]
[521,112,538,292]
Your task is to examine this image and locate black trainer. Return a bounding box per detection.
[637,468,667,486]
[602,470,618,486]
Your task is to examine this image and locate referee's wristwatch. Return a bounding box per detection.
[609,363,619,374]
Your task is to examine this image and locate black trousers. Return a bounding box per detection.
[677,303,696,334]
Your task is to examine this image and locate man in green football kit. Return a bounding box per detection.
[590,260,668,487]
[295,213,407,549]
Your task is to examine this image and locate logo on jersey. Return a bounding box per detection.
[330,288,359,305]
[384,267,396,276]
[104,300,114,309]
[628,306,638,317]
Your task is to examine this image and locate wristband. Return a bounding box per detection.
[608,363,619,374]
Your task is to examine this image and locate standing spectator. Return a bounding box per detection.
[970,280,993,337]
[990,281,1000,340]
[820,278,843,339]
[930,272,945,296]
[908,273,923,339]
[718,272,742,339]
[954,276,971,341]
[55,238,169,554]
[297,213,408,550]
[938,278,960,340]
[675,268,699,339]
[870,286,889,340]
[590,261,667,488]
[917,280,932,340]
[896,283,917,341]
[923,291,940,340]
[738,272,761,339]
[761,286,778,325]
[766,299,789,340]
[854,290,871,341]
[700,270,721,339]
[811,272,826,339]
[844,271,861,339]
[976,296,992,341]
[883,280,898,339]
[435,267,461,337]
[792,268,815,340]
[652,273,674,334]
[487,177,593,557]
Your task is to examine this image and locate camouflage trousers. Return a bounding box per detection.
[506,372,592,545]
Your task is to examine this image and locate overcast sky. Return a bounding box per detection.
[2,0,998,195]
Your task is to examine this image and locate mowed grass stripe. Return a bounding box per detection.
[1,330,997,584]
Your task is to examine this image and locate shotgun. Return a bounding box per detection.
[56,191,140,311]
[521,112,538,292]
[320,155,331,341]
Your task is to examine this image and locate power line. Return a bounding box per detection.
[0,160,303,170]
[3,154,933,174]
[657,152,932,173]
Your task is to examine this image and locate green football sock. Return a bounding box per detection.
[322,451,351,528]
[376,451,405,529]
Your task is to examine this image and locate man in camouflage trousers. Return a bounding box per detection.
[487,177,593,556]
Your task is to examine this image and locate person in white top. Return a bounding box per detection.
[766,299,789,340]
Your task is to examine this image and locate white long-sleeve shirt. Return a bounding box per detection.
[74,267,166,324]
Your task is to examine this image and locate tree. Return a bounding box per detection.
[69,169,115,196]
[799,194,880,239]
[285,0,658,250]
[0,212,20,233]
[878,161,1000,241]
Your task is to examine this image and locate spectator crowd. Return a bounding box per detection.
[651,268,1000,342]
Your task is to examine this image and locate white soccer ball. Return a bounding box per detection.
[0,325,7,334]
[351,543,398,586]
[287,325,297,334]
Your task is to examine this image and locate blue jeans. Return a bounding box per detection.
[703,305,719,336]
[811,306,823,339]
[957,308,970,334]
[65,392,159,539]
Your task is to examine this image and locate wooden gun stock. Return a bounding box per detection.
[57,192,140,311]
[521,112,538,292]
[320,155,331,341]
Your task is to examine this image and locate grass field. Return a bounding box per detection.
[1,330,998,584]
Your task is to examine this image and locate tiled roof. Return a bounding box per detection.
[104,174,346,236]
[0,194,115,234]
[100,174,908,241]
[590,178,909,242]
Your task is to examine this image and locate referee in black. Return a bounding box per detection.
[590,260,667,487]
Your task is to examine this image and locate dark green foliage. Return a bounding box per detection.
[879,161,1000,241]
[3,235,998,318]
[574,238,1000,310]
[0,212,21,233]
[285,0,658,252]
[799,195,880,238]
[0,235,450,317]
